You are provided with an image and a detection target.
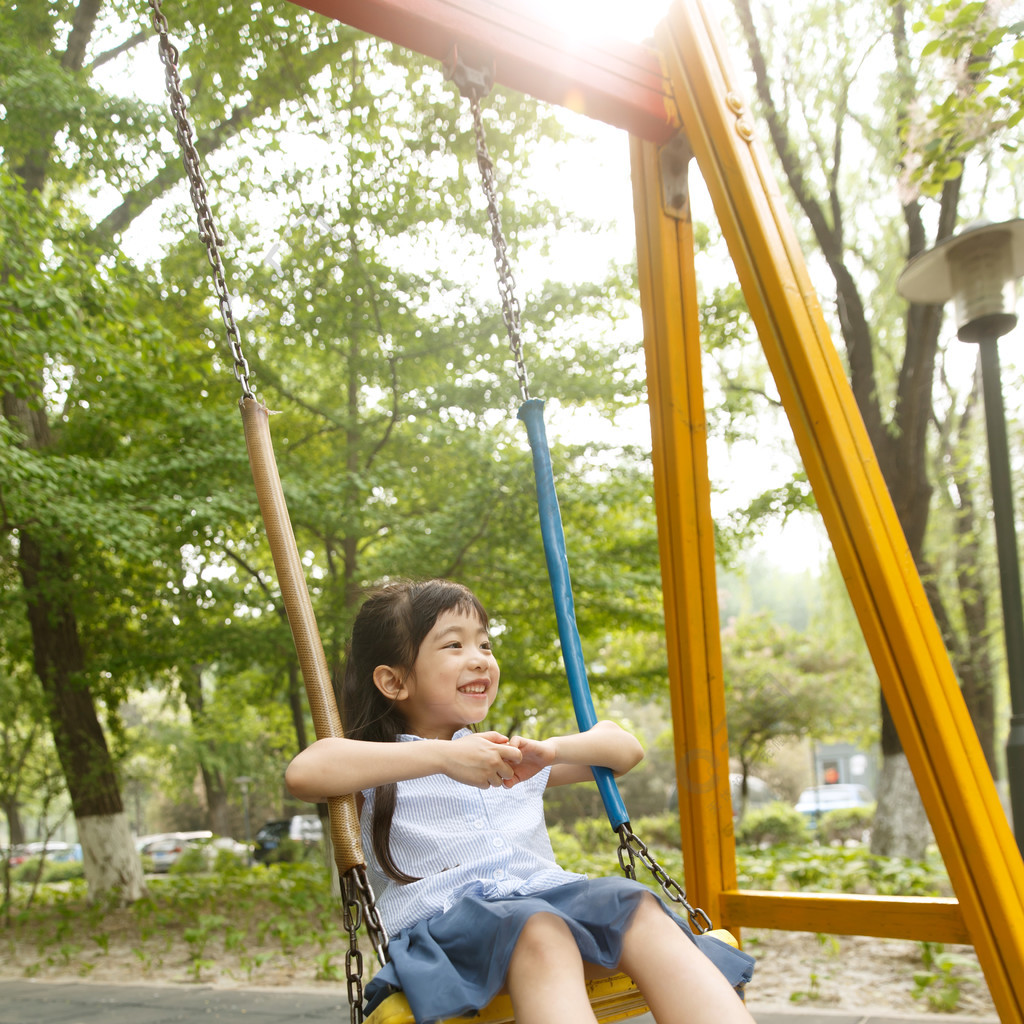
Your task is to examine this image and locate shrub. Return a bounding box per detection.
[41,860,85,883]
[265,838,316,864]
[630,813,683,849]
[170,846,210,875]
[735,801,809,846]
[213,848,246,873]
[817,805,874,845]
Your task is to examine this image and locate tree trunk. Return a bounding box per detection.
[16,530,145,901]
[2,799,25,847]
[78,812,146,901]
[870,749,931,858]
[204,772,231,836]
[180,666,231,834]
[3,390,142,902]
[286,660,309,752]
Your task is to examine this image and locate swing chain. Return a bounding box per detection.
[341,865,390,1024]
[444,49,531,403]
[342,872,366,1024]
[616,823,714,935]
[352,863,390,966]
[147,0,254,401]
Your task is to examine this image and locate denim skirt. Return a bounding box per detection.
[363,876,755,1022]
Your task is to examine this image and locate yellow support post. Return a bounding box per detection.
[630,133,738,925]
[635,1,1024,1020]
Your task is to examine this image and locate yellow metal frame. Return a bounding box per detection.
[636,3,1024,1022]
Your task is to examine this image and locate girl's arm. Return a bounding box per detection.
[286,731,523,802]
[507,720,644,788]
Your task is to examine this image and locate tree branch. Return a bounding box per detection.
[87,30,149,72]
[732,0,882,443]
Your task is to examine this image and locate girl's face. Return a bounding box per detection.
[389,608,499,739]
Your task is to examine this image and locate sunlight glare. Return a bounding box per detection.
[516,0,670,46]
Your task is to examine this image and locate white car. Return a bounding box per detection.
[794,784,874,824]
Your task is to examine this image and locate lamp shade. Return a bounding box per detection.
[897,218,1024,341]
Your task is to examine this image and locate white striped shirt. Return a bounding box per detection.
[361,729,585,935]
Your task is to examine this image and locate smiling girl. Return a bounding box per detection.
[286,579,754,1024]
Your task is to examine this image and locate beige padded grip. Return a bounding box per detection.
[240,396,365,874]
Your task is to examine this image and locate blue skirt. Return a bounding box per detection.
[363,876,755,1023]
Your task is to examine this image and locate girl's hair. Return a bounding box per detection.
[337,578,489,884]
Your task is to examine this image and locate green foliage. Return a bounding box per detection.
[816,805,875,845]
[912,941,983,1012]
[735,802,810,846]
[722,614,877,786]
[261,839,318,865]
[735,842,950,896]
[9,858,83,885]
[904,1,1024,194]
[1,0,661,862]
[169,846,210,876]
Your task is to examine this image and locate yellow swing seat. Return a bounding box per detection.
[363,930,741,1024]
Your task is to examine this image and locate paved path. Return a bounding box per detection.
[0,980,1000,1024]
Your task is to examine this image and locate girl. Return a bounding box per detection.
[286,579,755,1024]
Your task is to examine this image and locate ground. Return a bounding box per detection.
[0,910,997,1018]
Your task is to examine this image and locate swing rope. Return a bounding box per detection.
[148,5,387,1019]
[445,50,713,936]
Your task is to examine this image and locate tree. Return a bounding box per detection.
[2,0,665,896]
[0,0,378,899]
[722,613,876,818]
[726,0,1019,856]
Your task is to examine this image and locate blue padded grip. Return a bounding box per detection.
[517,398,630,830]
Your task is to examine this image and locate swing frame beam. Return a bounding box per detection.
[280,0,1024,1019]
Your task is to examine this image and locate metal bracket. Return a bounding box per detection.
[659,133,694,219]
[443,44,495,101]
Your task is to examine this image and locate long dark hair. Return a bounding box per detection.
[337,579,489,883]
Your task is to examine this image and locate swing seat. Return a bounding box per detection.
[363,930,741,1024]
[365,971,648,1024]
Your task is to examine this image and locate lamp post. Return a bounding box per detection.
[897,217,1024,852]
[234,776,253,866]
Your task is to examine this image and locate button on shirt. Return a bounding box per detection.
[361,730,585,935]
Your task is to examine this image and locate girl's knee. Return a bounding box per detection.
[626,892,669,934]
[511,912,578,965]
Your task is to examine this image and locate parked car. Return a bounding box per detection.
[6,841,80,865]
[253,815,323,863]
[138,831,213,873]
[794,783,875,824]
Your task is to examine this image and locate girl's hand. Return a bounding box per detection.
[504,735,557,785]
[446,732,523,789]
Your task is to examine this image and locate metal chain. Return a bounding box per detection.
[146,0,253,400]
[349,864,390,966]
[444,47,531,404]
[341,872,366,1024]
[341,866,389,1024]
[616,823,714,935]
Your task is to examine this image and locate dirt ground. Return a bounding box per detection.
[0,913,998,1018]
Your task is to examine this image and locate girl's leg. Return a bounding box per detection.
[506,912,599,1024]
[617,894,756,1024]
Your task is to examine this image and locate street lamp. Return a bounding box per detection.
[897,217,1024,853]
[234,776,253,866]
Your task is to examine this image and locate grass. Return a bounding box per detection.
[0,815,987,1012]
